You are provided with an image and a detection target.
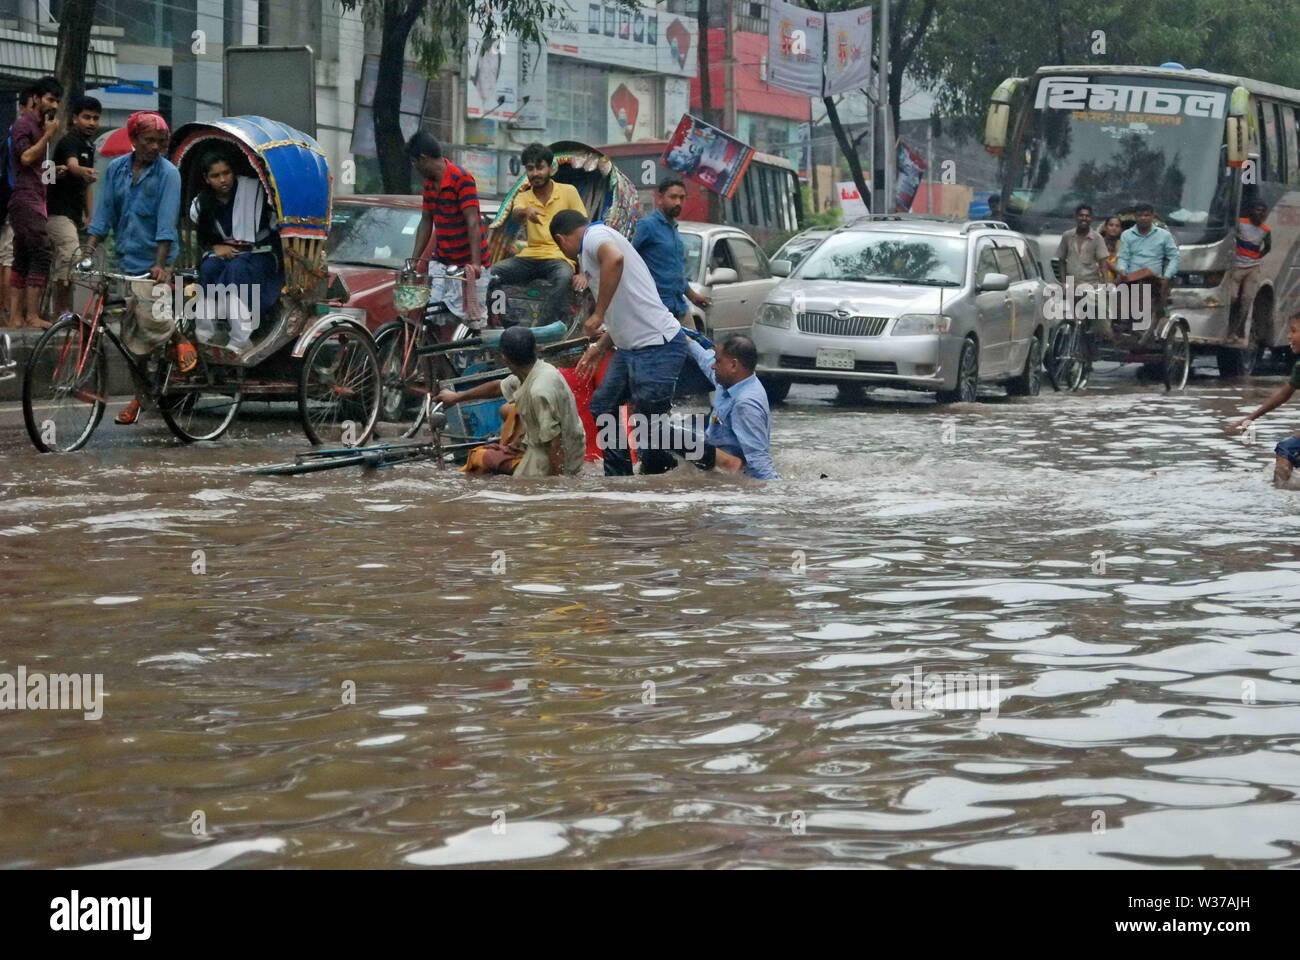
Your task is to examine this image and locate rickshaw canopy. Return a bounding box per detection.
[171,116,332,241]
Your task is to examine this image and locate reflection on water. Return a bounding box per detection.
[3,368,1300,869]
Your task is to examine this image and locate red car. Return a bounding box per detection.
[326,194,499,330]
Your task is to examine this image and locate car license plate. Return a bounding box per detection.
[816,348,855,370]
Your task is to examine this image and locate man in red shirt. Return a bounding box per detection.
[407,131,487,280]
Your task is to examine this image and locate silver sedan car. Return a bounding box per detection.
[750,217,1055,404]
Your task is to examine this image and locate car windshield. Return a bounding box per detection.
[327,202,423,269]
[796,231,966,286]
[775,233,825,267]
[682,232,702,282]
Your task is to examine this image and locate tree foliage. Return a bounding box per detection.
[912,0,1300,138]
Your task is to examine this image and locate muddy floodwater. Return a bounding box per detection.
[3,363,1300,869]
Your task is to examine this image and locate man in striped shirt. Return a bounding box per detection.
[407,131,487,279]
[1228,198,1271,333]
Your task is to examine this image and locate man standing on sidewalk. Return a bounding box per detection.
[551,209,687,476]
[8,75,63,328]
[488,142,587,326]
[632,177,710,329]
[48,95,101,320]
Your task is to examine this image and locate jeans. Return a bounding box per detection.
[590,330,689,476]
[1276,435,1300,466]
[489,256,574,326]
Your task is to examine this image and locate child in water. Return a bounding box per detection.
[1231,313,1300,486]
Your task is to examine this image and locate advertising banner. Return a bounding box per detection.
[823,6,872,96]
[514,40,548,129]
[896,139,929,212]
[767,0,825,97]
[662,113,756,200]
[467,23,520,121]
[545,1,697,78]
[837,180,869,218]
[608,75,659,143]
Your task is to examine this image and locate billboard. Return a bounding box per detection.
[467,24,521,121]
[608,76,659,143]
[545,1,697,78]
[767,0,825,97]
[662,113,756,200]
[224,46,316,136]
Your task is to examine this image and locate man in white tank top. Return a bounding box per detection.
[551,210,688,476]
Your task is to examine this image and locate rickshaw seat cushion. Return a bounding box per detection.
[494,280,582,327]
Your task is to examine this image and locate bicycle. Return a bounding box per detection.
[21,252,243,452]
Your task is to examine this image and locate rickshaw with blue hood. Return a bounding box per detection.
[21,115,381,451]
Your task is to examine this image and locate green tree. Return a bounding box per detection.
[912,0,1300,139]
[338,1,637,193]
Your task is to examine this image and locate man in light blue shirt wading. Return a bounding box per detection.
[671,331,778,479]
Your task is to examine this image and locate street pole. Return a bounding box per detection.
[878,0,893,213]
[926,115,933,213]
[724,0,736,135]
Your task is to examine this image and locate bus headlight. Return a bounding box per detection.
[891,314,952,336]
[756,303,794,329]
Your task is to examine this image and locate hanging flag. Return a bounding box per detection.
[663,114,756,200]
[896,139,929,212]
[823,6,873,96]
[767,0,826,98]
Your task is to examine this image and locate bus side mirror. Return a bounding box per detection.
[983,77,1022,154]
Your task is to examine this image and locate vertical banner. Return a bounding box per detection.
[514,40,547,129]
[663,113,756,200]
[608,75,658,142]
[823,6,872,96]
[467,24,519,120]
[662,77,690,138]
[836,180,869,218]
[767,0,825,97]
[895,139,928,212]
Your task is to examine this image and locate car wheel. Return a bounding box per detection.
[1007,335,1043,396]
[760,375,791,404]
[936,338,978,404]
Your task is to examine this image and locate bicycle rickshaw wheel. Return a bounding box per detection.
[157,359,244,443]
[22,316,107,453]
[298,325,381,446]
[1048,321,1088,392]
[1162,321,1191,391]
[375,323,434,439]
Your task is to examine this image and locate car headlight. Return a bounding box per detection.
[891,314,952,336]
[756,303,794,329]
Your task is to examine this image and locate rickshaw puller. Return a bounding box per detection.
[84,111,191,425]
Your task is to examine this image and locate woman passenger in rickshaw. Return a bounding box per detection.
[188,149,282,351]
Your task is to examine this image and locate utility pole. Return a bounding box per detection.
[723,0,736,135]
[697,0,723,220]
[877,0,893,213]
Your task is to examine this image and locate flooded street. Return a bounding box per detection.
[3,363,1300,870]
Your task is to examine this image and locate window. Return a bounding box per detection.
[1284,106,1300,185]
[976,243,999,283]
[1257,100,1275,182]
[1005,237,1039,279]
[993,246,1024,281]
[743,176,757,224]
[1270,102,1288,184]
[546,58,609,144]
[730,237,765,280]
[709,239,737,273]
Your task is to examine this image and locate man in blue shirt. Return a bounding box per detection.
[1116,201,1179,333]
[674,331,778,479]
[632,177,710,326]
[84,111,185,424]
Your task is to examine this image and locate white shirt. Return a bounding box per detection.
[580,223,681,350]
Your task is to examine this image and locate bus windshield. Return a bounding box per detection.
[1004,74,1236,243]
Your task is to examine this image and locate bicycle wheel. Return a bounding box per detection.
[157,358,244,443]
[375,322,433,439]
[22,316,107,453]
[298,325,381,446]
[1048,321,1088,392]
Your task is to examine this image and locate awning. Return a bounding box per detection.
[0,27,117,88]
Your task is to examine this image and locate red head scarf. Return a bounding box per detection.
[126,111,170,139]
